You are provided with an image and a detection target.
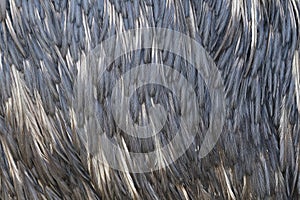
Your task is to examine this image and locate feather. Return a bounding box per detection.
[0,0,299,199]
[0,0,6,21]
[293,50,300,114]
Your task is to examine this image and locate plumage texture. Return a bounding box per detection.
[0,0,299,199]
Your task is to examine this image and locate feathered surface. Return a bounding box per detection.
[0,0,299,199]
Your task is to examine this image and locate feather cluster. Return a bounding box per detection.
[0,0,299,199]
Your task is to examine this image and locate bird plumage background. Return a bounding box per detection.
[0,0,299,199]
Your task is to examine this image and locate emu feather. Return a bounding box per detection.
[0,0,299,199]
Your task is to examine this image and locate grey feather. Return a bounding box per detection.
[0,0,299,199]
